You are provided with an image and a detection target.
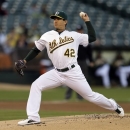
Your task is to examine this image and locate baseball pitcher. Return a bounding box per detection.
[15,11,124,125]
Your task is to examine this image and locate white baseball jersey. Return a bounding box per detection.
[35,30,89,69]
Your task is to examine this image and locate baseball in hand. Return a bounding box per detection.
[79,12,86,17]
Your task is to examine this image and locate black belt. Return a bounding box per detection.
[56,64,75,72]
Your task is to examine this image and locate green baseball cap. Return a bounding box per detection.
[50,11,67,20]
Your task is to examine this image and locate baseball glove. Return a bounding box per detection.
[15,60,27,76]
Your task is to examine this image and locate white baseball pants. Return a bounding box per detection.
[116,66,130,87]
[27,64,117,122]
[95,64,111,88]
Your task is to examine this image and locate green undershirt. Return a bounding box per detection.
[85,21,96,43]
[24,46,41,62]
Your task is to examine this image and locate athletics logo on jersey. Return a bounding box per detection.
[49,36,74,53]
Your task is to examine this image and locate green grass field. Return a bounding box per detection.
[0,87,130,102]
[0,86,130,121]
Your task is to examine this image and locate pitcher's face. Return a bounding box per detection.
[53,17,67,30]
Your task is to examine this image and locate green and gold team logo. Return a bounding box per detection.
[49,36,74,53]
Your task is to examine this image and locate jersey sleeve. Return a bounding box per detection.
[77,33,89,46]
[35,39,46,51]
[35,33,49,51]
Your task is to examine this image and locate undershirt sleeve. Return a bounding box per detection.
[85,21,96,43]
[24,46,41,62]
[24,39,46,62]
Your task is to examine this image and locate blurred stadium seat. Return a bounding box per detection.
[0,0,130,48]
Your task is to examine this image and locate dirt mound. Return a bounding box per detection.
[0,114,130,130]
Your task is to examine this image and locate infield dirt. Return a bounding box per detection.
[0,114,130,130]
[0,83,130,130]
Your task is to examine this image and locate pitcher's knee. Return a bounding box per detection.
[31,81,41,91]
[31,81,37,87]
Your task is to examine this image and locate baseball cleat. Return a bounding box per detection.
[18,119,40,126]
[110,98,124,117]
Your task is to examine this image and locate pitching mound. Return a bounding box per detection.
[0,114,130,130]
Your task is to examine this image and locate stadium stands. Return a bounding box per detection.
[0,0,130,48]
